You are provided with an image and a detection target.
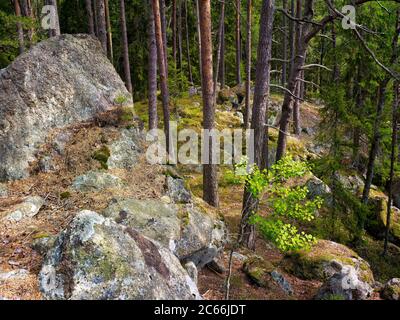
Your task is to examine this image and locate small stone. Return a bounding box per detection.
[271,270,294,295]
[206,258,226,274]
[184,261,198,284]
[166,176,191,204]
[5,196,45,222]
[0,183,8,197]
[72,171,125,192]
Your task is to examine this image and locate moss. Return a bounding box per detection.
[60,191,71,200]
[243,256,275,287]
[177,207,190,227]
[92,146,111,170]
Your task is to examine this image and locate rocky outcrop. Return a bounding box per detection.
[0,34,132,181]
[166,176,192,204]
[39,211,201,300]
[102,198,226,268]
[285,240,374,285]
[72,171,125,192]
[305,175,332,205]
[381,278,400,300]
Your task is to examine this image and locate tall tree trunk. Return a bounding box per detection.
[235,0,242,85]
[199,0,219,207]
[219,20,226,88]
[196,0,203,84]
[104,0,113,64]
[289,0,295,75]
[14,0,24,54]
[152,0,171,154]
[178,0,183,70]
[184,0,193,84]
[384,81,400,255]
[119,0,132,93]
[93,0,99,36]
[45,0,60,37]
[159,0,168,74]
[172,0,177,66]
[213,0,225,106]
[85,0,95,35]
[20,0,34,47]
[148,0,158,130]
[96,0,107,53]
[281,0,287,86]
[240,0,275,249]
[292,0,302,135]
[244,0,252,129]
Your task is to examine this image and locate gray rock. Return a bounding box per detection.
[166,176,191,204]
[4,196,44,222]
[72,171,125,192]
[234,111,244,125]
[381,278,400,300]
[206,258,226,274]
[107,128,142,169]
[306,176,331,199]
[232,252,247,262]
[315,264,373,300]
[271,270,294,295]
[0,183,8,197]
[0,34,132,182]
[0,269,29,281]
[31,235,57,256]
[39,210,201,300]
[102,198,226,268]
[335,173,364,192]
[184,261,198,285]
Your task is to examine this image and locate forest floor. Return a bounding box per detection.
[0,91,399,300]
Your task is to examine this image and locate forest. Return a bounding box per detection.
[0,0,400,302]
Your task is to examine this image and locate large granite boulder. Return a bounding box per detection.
[102,198,226,267]
[0,34,132,181]
[39,211,200,300]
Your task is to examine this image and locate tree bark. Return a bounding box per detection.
[213,0,225,106]
[199,0,219,207]
[244,0,252,129]
[184,0,193,84]
[281,0,288,86]
[152,0,171,154]
[19,0,34,46]
[93,0,99,36]
[159,0,168,74]
[292,0,302,135]
[178,0,183,70]
[196,0,203,84]
[96,0,107,53]
[219,19,226,88]
[235,0,242,85]
[85,0,95,35]
[240,0,275,250]
[120,0,132,93]
[148,0,158,131]
[14,0,24,54]
[104,0,113,64]
[172,0,177,67]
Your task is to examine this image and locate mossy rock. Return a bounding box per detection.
[382,278,400,300]
[243,255,275,287]
[92,145,111,170]
[285,240,374,284]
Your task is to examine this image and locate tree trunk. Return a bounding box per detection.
[292,0,302,135]
[93,0,99,36]
[85,0,95,35]
[45,0,60,37]
[384,81,399,255]
[213,0,225,106]
[219,20,226,88]
[119,0,132,93]
[178,0,183,70]
[184,0,193,84]
[240,0,275,250]
[199,0,219,207]
[281,0,287,86]
[159,0,168,74]
[104,0,113,64]
[20,0,34,47]
[172,0,177,66]
[152,0,171,154]
[96,0,107,53]
[235,0,242,85]
[244,0,252,129]
[14,0,24,54]
[148,0,158,131]
[196,0,202,84]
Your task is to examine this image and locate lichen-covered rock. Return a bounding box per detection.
[107,128,143,169]
[3,196,44,222]
[0,183,7,197]
[72,171,125,192]
[315,264,373,300]
[166,176,191,204]
[305,175,332,204]
[285,240,374,285]
[102,198,226,267]
[381,278,400,300]
[0,34,132,182]
[243,256,275,287]
[39,210,201,300]
[335,172,364,192]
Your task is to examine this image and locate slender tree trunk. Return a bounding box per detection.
[20,0,34,47]
[213,0,225,106]
[93,0,99,36]
[120,0,132,93]
[152,0,171,154]
[235,0,242,85]
[96,0,107,53]
[292,0,302,135]
[244,0,252,129]
[104,0,113,63]
[199,0,219,207]
[85,0,95,35]
[240,0,275,250]
[196,0,202,84]
[159,0,168,74]
[178,0,183,70]
[289,0,295,75]
[184,0,193,84]
[45,0,60,37]
[281,0,287,86]
[148,0,158,130]
[219,20,226,88]
[172,0,177,66]
[14,0,24,54]
[384,82,399,255]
